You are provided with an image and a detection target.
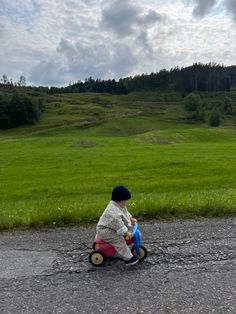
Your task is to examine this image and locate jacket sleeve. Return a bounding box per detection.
[117,224,128,236]
[108,210,128,235]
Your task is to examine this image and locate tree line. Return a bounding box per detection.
[1,63,236,95]
[0,74,26,87]
[49,63,236,95]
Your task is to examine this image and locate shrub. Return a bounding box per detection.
[209,109,221,127]
[184,93,203,112]
[220,97,233,115]
[184,93,205,121]
[0,93,43,129]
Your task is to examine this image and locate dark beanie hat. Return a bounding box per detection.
[111,185,131,202]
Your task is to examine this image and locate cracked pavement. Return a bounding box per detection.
[0,218,235,313]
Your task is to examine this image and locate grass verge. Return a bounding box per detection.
[0,121,235,230]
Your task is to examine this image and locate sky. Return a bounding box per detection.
[0,0,236,86]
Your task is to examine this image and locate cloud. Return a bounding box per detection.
[100,0,164,37]
[136,31,152,53]
[0,0,40,25]
[101,0,140,37]
[224,0,236,21]
[192,0,217,17]
[29,0,165,85]
[0,23,5,37]
[29,60,67,86]
[139,10,165,26]
[1,0,236,86]
[30,37,137,85]
[191,0,236,23]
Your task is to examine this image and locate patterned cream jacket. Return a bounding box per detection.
[97,200,132,236]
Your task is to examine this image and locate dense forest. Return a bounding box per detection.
[1,63,236,95]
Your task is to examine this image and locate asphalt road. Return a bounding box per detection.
[0,218,235,314]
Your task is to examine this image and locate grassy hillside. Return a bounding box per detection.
[1,86,236,135]
[0,87,236,230]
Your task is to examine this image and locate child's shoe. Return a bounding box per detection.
[125,256,139,266]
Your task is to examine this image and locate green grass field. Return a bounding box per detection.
[0,90,236,230]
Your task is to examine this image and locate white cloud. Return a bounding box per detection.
[0,0,236,86]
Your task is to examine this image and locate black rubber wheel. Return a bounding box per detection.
[131,245,147,260]
[89,250,105,266]
[92,242,100,250]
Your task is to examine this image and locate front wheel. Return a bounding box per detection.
[131,245,147,260]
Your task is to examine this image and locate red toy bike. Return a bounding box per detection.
[89,223,147,266]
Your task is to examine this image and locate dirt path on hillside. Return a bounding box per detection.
[0,218,235,314]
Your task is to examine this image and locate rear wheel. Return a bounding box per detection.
[89,250,105,266]
[131,245,147,260]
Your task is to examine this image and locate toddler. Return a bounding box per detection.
[96,185,139,266]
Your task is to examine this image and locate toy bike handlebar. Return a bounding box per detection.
[132,222,138,236]
[132,223,141,257]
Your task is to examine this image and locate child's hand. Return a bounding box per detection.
[124,231,132,240]
[131,217,137,225]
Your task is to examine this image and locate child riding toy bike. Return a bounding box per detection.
[90,186,147,266]
[89,222,147,266]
